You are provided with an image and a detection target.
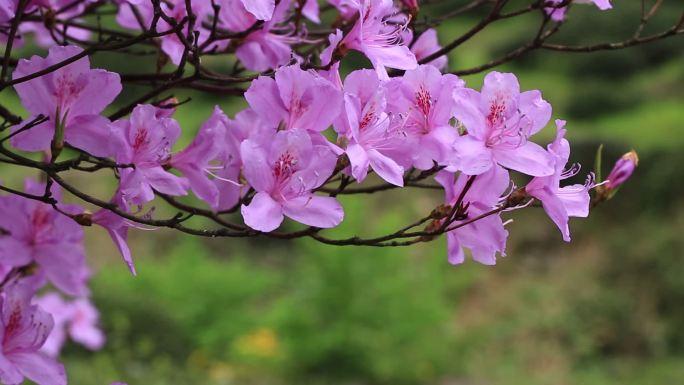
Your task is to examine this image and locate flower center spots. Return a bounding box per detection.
[53,72,84,110]
[360,109,376,131]
[273,152,297,181]
[363,3,373,23]
[415,86,432,116]
[5,305,22,337]
[486,98,506,129]
[133,128,148,151]
[29,205,53,245]
[288,95,308,128]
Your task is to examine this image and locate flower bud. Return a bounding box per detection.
[605,150,638,190]
[155,97,179,119]
[74,212,93,226]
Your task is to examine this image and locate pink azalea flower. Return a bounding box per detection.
[92,192,135,275]
[526,120,593,241]
[408,28,447,71]
[452,71,555,177]
[387,64,464,170]
[66,298,105,351]
[605,150,638,190]
[0,279,67,385]
[435,165,510,265]
[337,0,418,79]
[11,45,121,156]
[34,294,105,357]
[240,128,343,232]
[170,106,229,210]
[245,65,343,133]
[111,104,189,205]
[337,69,406,186]
[0,180,90,296]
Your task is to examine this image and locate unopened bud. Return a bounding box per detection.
[74,212,93,226]
[155,97,179,119]
[605,150,638,190]
[334,153,350,174]
[420,219,443,241]
[431,204,452,219]
[507,188,528,207]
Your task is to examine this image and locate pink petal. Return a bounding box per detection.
[241,192,284,232]
[434,170,456,202]
[240,139,275,192]
[0,353,24,385]
[367,149,404,187]
[365,45,418,80]
[591,0,612,10]
[0,238,33,266]
[119,169,155,205]
[34,243,89,297]
[346,142,370,183]
[282,195,344,228]
[533,186,571,242]
[107,224,135,275]
[143,167,189,197]
[237,36,292,72]
[302,0,320,23]
[245,76,288,126]
[493,141,554,177]
[65,114,113,157]
[456,210,508,264]
[10,119,53,152]
[446,232,465,265]
[241,0,275,20]
[71,69,121,116]
[184,167,220,210]
[411,29,447,70]
[558,184,590,218]
[453,135,494,175]
[11,352,66,385]
[481,72,520,117]
[453,88,487,140]
[216,163,243,211]
[160,36,185,65]
[519,90,552,136]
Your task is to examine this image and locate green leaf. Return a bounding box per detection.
[594,143,604,182]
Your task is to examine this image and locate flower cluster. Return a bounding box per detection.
[0,180,104,385]
[7,44,602,268]
[0,0,633,384]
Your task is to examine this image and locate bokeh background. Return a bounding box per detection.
[1,1,684,384]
